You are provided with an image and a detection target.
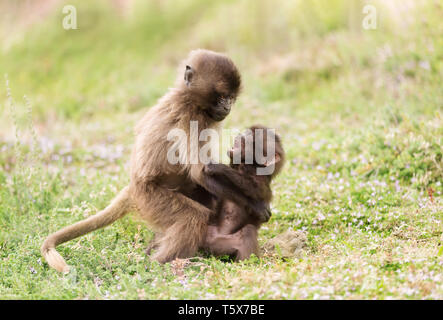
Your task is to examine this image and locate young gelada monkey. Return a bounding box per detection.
[202,125,285,261]
[41,49,270,273]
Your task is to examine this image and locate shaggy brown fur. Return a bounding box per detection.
[41,49,268,272]
[203,126,285,261]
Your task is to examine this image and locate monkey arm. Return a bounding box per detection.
[203,163,272,222]
[204,163,261,200]
[201,171,271,223]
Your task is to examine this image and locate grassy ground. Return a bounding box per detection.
[0,0,442,299]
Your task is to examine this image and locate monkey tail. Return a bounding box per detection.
[41,186,133,273]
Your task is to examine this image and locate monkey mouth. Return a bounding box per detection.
[206,109,228,121]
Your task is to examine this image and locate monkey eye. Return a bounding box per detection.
[218,94,231,102]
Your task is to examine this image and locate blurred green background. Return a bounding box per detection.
[1,0,441,121]
[0,0,442,299]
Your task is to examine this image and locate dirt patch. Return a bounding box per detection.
[264,229,308,259]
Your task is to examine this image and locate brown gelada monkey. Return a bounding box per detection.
[202,125,285,261]
[41,49,270,273]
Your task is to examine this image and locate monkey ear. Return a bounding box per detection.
[264,153,281,167]
[184,65,193,86]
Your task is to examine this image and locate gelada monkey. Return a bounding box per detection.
[202,125,285,261]
[41,49,269,272]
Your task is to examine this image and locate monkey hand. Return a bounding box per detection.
[204,163,218,175]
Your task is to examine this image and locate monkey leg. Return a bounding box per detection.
[234,225,259,261]
[204,226,238,256]
[202,173,271,223]
[205,224,259,261]
[134,183,213,263]
[145,232,163,256]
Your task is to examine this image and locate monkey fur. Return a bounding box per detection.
[41,49,269,272]
[202,125,285,261]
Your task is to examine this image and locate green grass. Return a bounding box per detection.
[0,0,442,299]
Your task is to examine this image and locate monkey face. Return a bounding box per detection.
[227,131,256,165]
[205,91,236,121]
[183,49,241,122]
[227,133,245,161]
[228,126,285,176]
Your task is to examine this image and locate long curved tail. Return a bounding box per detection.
[41,186,133,273]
